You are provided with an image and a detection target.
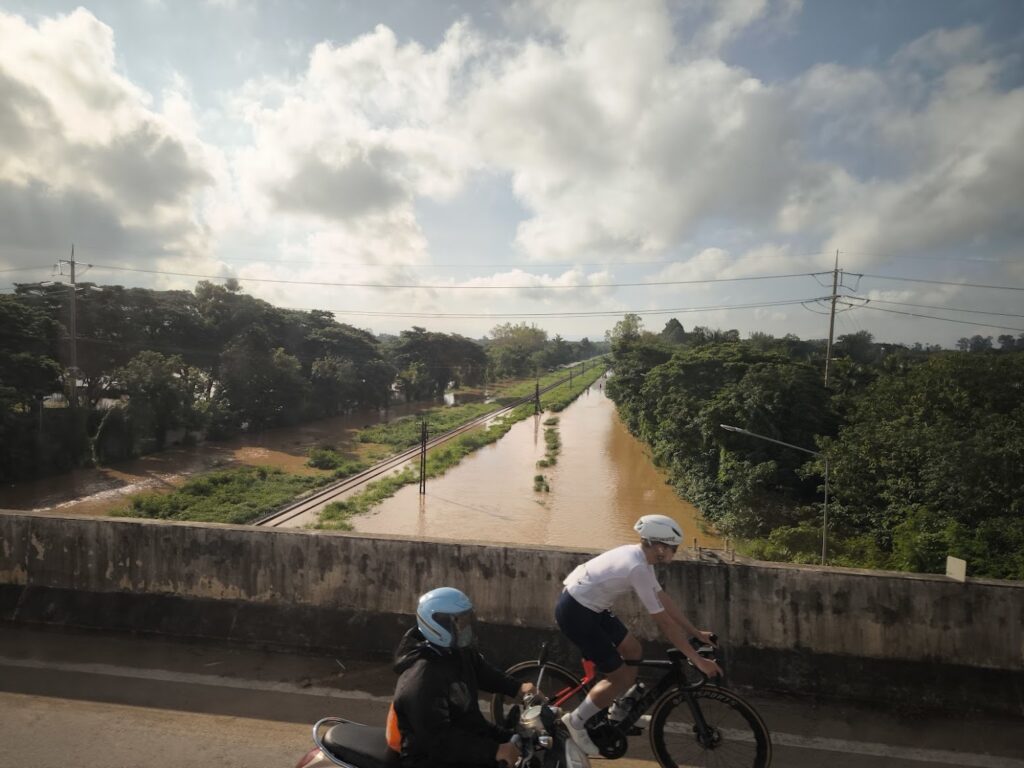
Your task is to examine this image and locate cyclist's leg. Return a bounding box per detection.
[587,631,640,707]
[556,592,634,712]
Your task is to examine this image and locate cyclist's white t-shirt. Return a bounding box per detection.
[563,544,664,614]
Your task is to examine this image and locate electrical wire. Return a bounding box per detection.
[278,297,823,319]
[839,301,1024,333]
[213,251,833,269]
[79,262,827,290]
[857,273,1024,291]
[863,298,1024,319]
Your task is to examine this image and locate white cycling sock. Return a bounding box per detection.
[570,696,601,728]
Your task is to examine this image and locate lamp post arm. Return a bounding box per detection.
[719,424,821,457]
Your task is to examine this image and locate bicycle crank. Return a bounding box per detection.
[588,722,628,759]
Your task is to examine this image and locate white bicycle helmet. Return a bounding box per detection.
[634,514,683,547]
[416,587,476,648]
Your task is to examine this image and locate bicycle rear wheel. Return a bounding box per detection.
[490,661,587,725]
[649,686,772,768]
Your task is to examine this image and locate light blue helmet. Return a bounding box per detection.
[416,587,475,649]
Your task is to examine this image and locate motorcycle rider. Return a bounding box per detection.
[555,514,723,755]
[392,587,535,768]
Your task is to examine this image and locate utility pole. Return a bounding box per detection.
[63,244,79,409]
[534,374,540,415]
[824,249,840,387]
[418,419,427,494]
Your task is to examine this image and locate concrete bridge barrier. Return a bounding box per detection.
[1,510,1020,714]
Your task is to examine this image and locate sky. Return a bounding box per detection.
[1,0,1023,346]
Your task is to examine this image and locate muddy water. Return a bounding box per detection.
[355,379,722,550]
[0,401,432,517]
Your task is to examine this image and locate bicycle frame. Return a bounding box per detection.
[612,652,706,730]
[544,657,597,708]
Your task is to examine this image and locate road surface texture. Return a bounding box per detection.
[0,625,1021,768]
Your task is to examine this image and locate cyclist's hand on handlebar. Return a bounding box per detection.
[496,740,520,766]
[695,656,724,679]
[519,682,537,698]
[697,630,717,647]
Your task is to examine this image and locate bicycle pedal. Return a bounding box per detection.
[626,726,642,736]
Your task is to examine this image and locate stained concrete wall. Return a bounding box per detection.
[1,511,1021,713]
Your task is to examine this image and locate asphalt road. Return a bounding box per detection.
[1,625,1021,768]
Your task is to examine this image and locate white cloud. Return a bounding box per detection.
[787,27,1024,262]
[0,9,213,265]
[465,2,808,263]
[2,1,1021,346]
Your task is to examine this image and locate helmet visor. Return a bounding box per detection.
[435,608,476,648]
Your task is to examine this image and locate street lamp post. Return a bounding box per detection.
[720,424,830,565]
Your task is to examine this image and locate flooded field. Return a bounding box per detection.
[355,378,722,550]
[2,377,720,553]
[0,400,433,517]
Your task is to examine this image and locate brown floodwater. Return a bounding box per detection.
[354,378,723,550]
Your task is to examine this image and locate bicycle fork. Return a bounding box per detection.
[685,695,721,749]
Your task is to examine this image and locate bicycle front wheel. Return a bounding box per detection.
[649,686,772,768]
[490,661,587,725]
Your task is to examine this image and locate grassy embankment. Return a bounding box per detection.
[534,416,561,492]
[318,364,606,530]
[114,362,605,525]
[112,460,368,524]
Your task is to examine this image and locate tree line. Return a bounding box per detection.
[606,315,1023,580]
[0,280,604,483]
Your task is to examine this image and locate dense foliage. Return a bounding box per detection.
[0,280,607,483]
[607,316,1024,580]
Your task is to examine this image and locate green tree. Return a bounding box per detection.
[487,322,548,377]
[218,328,310,429]
[112,351,199,450]
[0,296,62,412]
[660,318,688,345]
[825,353,1024,578]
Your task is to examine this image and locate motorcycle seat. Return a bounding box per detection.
[324,721,401,768]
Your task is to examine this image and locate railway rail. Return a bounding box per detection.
[255,371,600,528]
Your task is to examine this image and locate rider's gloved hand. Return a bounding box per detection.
[695,656,724,679]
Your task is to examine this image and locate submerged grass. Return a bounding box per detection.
[115,457,368,525]
[114,466,330,524]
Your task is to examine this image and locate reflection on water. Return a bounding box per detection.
[356,379,722,550]
[0,401,432,517]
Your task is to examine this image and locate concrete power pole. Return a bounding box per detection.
[823,250,840,387]
[67,245,78,408]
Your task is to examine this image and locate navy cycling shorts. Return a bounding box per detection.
[555,589,629,674]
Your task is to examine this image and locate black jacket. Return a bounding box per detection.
[392,627,519,768]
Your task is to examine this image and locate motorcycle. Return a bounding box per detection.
[294,694,589,768]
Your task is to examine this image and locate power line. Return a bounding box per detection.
[214,251,833,269]
[864,298,1024,319]
[857,273,1024,292]
[279,297,823,319]
[839,301,1024,333]
[841,250,1021,265]
[80,263,826,290]
[0,266,51,274]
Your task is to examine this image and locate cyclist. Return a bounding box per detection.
[392,586,535,768]
[555,514,723,754]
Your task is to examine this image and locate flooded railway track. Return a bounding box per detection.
[254,373,587,528]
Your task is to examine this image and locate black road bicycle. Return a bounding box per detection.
[492,640,772,768]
